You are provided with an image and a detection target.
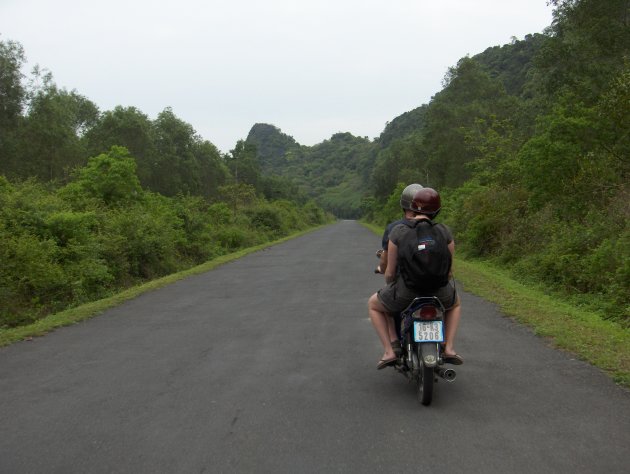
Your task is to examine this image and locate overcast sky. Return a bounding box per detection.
[1,0,554,153]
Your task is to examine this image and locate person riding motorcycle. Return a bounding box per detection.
[375,183,424,275]
[368,186,463,369]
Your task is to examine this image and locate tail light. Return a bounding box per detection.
[412,305,439,320]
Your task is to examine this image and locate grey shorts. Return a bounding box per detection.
[377,278,459,314]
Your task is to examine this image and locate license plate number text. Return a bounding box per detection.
[413,321,444,342]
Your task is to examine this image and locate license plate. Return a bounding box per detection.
[414,321,444,342]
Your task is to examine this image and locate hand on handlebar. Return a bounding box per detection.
[375,249,385,273]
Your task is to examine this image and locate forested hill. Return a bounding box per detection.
[245,123,302,174]
[246,124,375,218]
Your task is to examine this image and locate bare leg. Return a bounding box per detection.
[368,293,396,361]
[386,314,398,342]
[443,304,461,356]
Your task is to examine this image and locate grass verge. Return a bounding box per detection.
[361,221,630,387]
[0,225,328,348]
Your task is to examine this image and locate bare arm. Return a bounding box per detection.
[384,240,398,284]
[378,249,388,273]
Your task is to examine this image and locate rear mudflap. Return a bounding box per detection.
[419,343,439,368]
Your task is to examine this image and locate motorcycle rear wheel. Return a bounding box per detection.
[416,351,434,406]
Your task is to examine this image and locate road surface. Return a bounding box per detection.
[1,221,629,473]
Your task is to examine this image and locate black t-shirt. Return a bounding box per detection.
[381,218,406,250]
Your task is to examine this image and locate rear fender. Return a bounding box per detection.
[419,343,439,368]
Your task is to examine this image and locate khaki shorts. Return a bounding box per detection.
[377,278,459,314]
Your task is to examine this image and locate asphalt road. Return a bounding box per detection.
[1,220,629,474]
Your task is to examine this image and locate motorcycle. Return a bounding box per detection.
[396,296,456,406]
[375,250,456,406]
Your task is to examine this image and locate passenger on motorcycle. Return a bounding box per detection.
[368,186,463,370]
[374,183,424,356]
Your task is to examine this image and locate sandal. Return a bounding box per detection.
[376,357,397,370]
[442,353,464,365]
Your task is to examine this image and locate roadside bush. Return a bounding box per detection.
[0,154,330,328]
[207,202,232,226]
[170,195,221,264]
[445,181,528,259]
[100,195,184,282]
[0,231,65,327]
[44,210,113,302]
[302,200,329,226]
[246,203,288,237]
[60,146,142,208]
[212,226,253,251]
[268,200,301,228]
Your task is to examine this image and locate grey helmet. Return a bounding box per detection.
[400,183,424,211]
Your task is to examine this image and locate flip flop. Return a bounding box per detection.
[443,353,464,365]
[377,357,397,370]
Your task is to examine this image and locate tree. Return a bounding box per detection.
[85,106,157,186]
[422,57,517,188]
[0,39,25,134]
[15,79,98,181]
[0,39,27,177]
[151,107,199,196]
[228,140,260,187]
[218,183,258,214]
[191,140,229,200]
[534,0,630,103]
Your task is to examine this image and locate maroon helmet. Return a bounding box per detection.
[410,187,441,218]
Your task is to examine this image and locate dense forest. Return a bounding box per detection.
[246,0,629,324]
[1,0,628,327]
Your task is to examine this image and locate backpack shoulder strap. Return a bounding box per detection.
[400,218,419,229]
[414,218,435,228]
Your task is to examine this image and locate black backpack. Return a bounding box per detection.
[397,220,452,291]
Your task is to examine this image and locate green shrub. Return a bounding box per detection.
[446,181,528,259]
[212,226,251,251]
[207,202,232,226]
[45,210,97,246]
[0,232,65,327]
[59,146,142,208]
[0,159,329,329]
[245,204,287,237]
[303,200,329,226]
[100,195,184,281]
[169,195,220,264]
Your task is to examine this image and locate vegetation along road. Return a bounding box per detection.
[1,221,628,473]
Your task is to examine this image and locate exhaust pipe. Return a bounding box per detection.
[437,368,456,382]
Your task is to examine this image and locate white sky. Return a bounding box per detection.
[1,0,554,153]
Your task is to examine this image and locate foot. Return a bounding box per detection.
[442,353,464,365]
[376,356,397,370]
